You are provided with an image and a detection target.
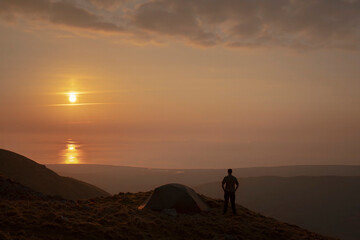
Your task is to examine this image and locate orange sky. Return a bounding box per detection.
[0,0,359,168]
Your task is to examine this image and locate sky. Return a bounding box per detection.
[0,0,360,168]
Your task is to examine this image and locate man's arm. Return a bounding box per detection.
[235,178,239,191]
[222,177,226,191]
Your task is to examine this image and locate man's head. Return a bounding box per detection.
[228,169,232,175]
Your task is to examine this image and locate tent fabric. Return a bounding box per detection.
[139,183,209,213]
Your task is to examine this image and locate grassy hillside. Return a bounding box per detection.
[47,164,360,194]
[0,190,335,240]
[0,149,109,200]
[195,176,360,240]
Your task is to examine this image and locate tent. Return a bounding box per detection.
[139,183,209,213]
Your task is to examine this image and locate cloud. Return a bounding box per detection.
[1,0,360,50]
[0,0,124,33]
[132,1,219,46]
[132,0,360,50]
[85,0,127,11]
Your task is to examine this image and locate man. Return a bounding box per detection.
[222,169,239,215]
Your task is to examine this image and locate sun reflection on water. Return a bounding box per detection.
[61,139,82,164]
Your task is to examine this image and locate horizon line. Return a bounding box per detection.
[44,163,360,170]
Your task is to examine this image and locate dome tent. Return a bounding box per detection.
[139,183,209,213]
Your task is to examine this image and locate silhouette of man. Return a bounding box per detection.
[222,169,239,215]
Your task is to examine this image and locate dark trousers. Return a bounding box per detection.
[223,191,236,214]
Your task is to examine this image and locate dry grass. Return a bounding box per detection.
[0,192,336,240]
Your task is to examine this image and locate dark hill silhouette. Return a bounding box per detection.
[0,188,335,240]
[0,149,109,200]
[195,176,360,240]
[0,175,45,200]
[0,175,66,201]
[47,163,360,194]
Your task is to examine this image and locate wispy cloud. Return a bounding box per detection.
[46,102,120,107]
[1,0,360,50]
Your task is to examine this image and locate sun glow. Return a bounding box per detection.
[68,93,77,103]
[62,139,81,164]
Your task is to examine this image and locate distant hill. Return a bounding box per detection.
[0,149,110,200]
[47,164,360,194]
[195,176,360,240]
[0,189,334,240]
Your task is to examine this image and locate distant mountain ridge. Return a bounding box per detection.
[0,149,110,200]
[47,163,360,194]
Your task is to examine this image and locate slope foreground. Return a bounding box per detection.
[0,190,335,240]
[0,149,109,200]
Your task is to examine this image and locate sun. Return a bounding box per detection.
[69,93,77,103]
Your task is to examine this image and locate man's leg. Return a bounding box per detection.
[230,192,236,214]
[223,191,229,214]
